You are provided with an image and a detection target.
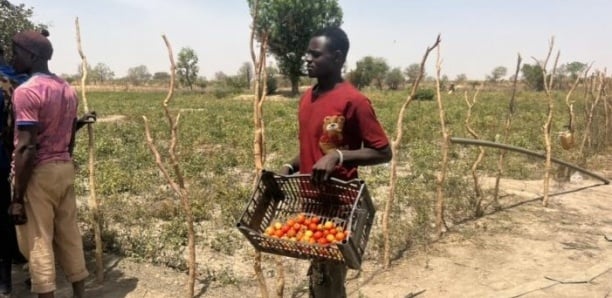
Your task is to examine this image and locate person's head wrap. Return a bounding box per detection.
[12,29,52,60]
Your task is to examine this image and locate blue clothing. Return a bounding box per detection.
[0,65,28,171]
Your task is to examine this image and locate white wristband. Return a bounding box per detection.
[282,163,294,172]
[335,149,344,166]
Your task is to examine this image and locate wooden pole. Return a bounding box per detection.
[433,42,450,237]
[382,35,440,268]
[494,54,522,207]
[534,37,559,207]
[142,35,196,298]
[249,0,273,296]
[75,17,104,283]
[463,86,485,217]
[450,137,609,185]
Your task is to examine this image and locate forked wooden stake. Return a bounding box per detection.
[463,86,485,217]
[75,17,104,283]
[249,0,274,296]
[142,35,196,298]
[579,70,606,157]
[535,37,559,207]
[382,35,440,268]
[433,43,449,237]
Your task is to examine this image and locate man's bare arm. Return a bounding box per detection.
[13,125,38,202]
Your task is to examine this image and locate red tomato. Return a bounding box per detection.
[296,214,306,224]
[335,231,346,241]
[308,223,318,231]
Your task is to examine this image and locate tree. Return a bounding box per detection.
[126,65,151,85]
[487,66,507,83]
[152,71,171,86]
[238,62,253,89]
[455,73,468,84]
[521,63,544,91]
[76,62,92,80]
[564,61,587,80]
[91,63,115,84]
[214,71,227,82]
[153,71,171,81]
[347,69,367,90]
[385,67,404,90]
[0,1,46,59]
[248,0,343,95]
[349,56,389,90]
[404,63,424,84]
[176,47,199,90]
[194,76,208,89]
[266,66,278,95]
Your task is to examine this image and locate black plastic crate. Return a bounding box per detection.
[236,170,375,269]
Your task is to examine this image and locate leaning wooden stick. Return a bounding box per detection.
[142,35,196,298]
[75,17,104,283]
[382,34,440,268]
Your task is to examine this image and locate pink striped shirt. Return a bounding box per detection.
[12,73,78,166]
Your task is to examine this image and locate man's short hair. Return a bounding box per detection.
[313,26,349,61]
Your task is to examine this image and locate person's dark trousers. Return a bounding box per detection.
[308,260,348,298]
[0,169,13,295]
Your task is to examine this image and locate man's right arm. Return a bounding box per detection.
[13,125,38,203]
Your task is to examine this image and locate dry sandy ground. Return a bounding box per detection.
[10,164,612,298]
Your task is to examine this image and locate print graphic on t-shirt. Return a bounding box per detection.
[319,114,346,154]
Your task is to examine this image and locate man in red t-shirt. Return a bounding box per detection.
[279,27,391,298]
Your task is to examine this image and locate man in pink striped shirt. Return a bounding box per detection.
[8,30,88,298]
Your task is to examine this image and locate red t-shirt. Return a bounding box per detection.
[298,81,389,180]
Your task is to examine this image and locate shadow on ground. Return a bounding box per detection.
[11,253,138,298]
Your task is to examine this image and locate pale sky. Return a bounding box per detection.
[13,0,612,80]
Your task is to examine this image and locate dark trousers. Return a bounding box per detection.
[0,169,22,294]
[308,260,348,298]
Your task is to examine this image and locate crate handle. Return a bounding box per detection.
[261,170,285,201]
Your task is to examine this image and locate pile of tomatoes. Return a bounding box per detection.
[264,213,347,246]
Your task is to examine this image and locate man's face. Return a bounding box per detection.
[11,44,32,74]
[304,36,340,78]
